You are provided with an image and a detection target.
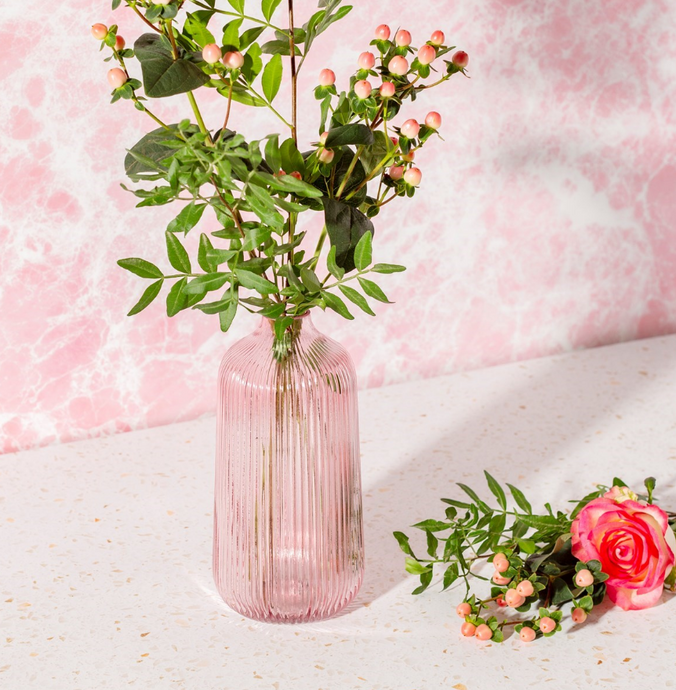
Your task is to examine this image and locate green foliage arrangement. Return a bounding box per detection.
[93,0,469,357]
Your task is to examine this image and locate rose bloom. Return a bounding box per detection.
[571,489,676,610]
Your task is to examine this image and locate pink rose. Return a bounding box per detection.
[571,496,675,610]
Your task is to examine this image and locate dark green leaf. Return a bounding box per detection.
[456,483,492,514]
[506,483,533,514]
[645,476,656,503]
[426,531,439,558]
[411,569,433,595]
[184,272,230,294]
[127,279,163,316]
[265,135,281,173]
[117,258,163,279]
[134,34,210,98]
[412,519,452,532]
[235,269,279,294]
[261,39,301,56]
[165,231,191,273]
[322,198,374,273]
[339,285,375,316]
[442,563,459,591]
[326,245,345,280]
[322,291,354,320]
[124,125,187,179]
[551,578,574,606]
[166,277,188,317]
[325,123,375,147]
[484,471,507,511]
[167,202,207,235]
[300,267,322,293]
[357,277,390,303]
[280,137,305,175]
[219,297,238,332]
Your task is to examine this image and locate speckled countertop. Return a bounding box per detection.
[2,336,676,689]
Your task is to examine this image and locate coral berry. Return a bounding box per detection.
[539,617,556,634]
[456,602,471,617]
[223,51,244,70]
[354,80,372,99]
[492,572,512,586]
[388,56,409,76]
[494,557,509,573]
[319,132,329,145]
[395,30,412,47]
[107,68,128,89]
[516,580,534,598]
[418,45,436,66]
[318,68,336,86]
[425,111,442,130]
[404,167,422,187]
[380,82,396,98]
[460,622,476,637]
[202,44,222,64]
[430,30,445,46]
[400,119,420,139]
[375,24,391,41]
[389,165,404,181]
[575,569,594,588]
[358,52,375,70]
[114,35,126,51]
[475,624,493,641]
[505,588,525,608]
[452,50,469,68]
[290,171,302,180]
[91,24,108,40]
[572,607,587,624]
[520,627,536,642]
[318,148,335,164]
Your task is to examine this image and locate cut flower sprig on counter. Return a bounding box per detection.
[394,475,676,643]
[91,0,470,357]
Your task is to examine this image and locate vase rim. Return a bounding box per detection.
[261,312,311,322]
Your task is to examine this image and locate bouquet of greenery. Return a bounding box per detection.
[396,474,676,643]
[92,0,469,357]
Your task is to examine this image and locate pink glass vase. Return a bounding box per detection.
[213,314,364,623]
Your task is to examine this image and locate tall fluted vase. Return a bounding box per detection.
[213,314,364,623]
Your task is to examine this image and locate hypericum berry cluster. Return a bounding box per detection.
[314,23,469,194]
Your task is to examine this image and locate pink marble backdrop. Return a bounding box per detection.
[1,0,675,454]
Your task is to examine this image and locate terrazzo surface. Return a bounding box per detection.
[2,335,676,689]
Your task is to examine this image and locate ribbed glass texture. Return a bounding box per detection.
[213,314,364,623]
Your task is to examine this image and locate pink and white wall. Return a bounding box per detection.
[1,0,675,454]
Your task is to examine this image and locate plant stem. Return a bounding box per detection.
[288,0,298,144]
[130,3,162,33]
[222,79,234,133]
[309,226,328,271]
[188,91,209,136]
[336,146,365,198]
[239,79,293,129]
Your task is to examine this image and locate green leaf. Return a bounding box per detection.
[261,39,302,56]
[219,297,238,332]
[357,277,390,303]
[411,569,433,595]
[426,531,439,558]
[265,135,281,173]
[517,539,537,554]
[269,173,323,198]
[325,123,375,148]
[372,263,406,274]
[322,198,374,273]
[506,483,533,514]
[239,26,265,50]
[127,279,163,316]
[456,483,492,514]
[484,471,507,511]
[183,11,216,48]
[165,231,191,274]
[262,0,283,20]
[326,245,345,280]
[353,231,373,272]
[184,272,230,294]
[134,34,210,98]
[322,291,354,320]
[405,557,431,575]
[223,18,244,48]
[517,514,561,530]
[645,476,656,503]
[235,269,279,294]
[198,234,216,272]
[551,579,574,606]
[117,258,163,279]
[227,0,244,11]
[300,267,322,293]
[124,125,187,179]
[442,563,459,591]
[280,138,305,175]
[261,53,283,102]
[112,0,121,8]
[166,277,188,317]
[393,531,414,557]
[339,285,375,316]
[167,202,207,235]
[412,519,452,532]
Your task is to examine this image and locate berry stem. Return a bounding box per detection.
[130,3,162,33]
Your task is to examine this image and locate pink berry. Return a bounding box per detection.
[539,617,556,634]
[223,51,244,70]
[389,165,404,181]
[475,624,493,641]
[290,171,302,180]
[572,607,588,624]
[461,622,476,637]
[452,50,469,68]
[354,80,372,99]
[202,43,222,65]
[456,602,471,618]
[575,569,594,588]
[388,56,409,76]
[375,24,391,41]
[403,167,422,187]
[425,111,442,130]
[107,67,128,89]
[492,572,512,586]
[380,81,396,98]
[400,119,420,139]
[358,51,376,70]
[430,30,445,46]
[494,558,509,573]
[505,588,526,608]
[114,36,126,51]
[496,596,506,608]
[418,45,436,66]
[516,580,534,598]
[318,148,335,164]
[519,627,536,643]
[319,131,329,145]
[402,150,415,162]
[91,23,108,40]
[390,136,399,147]
[318,68,336,87]
[395,29,412,47]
